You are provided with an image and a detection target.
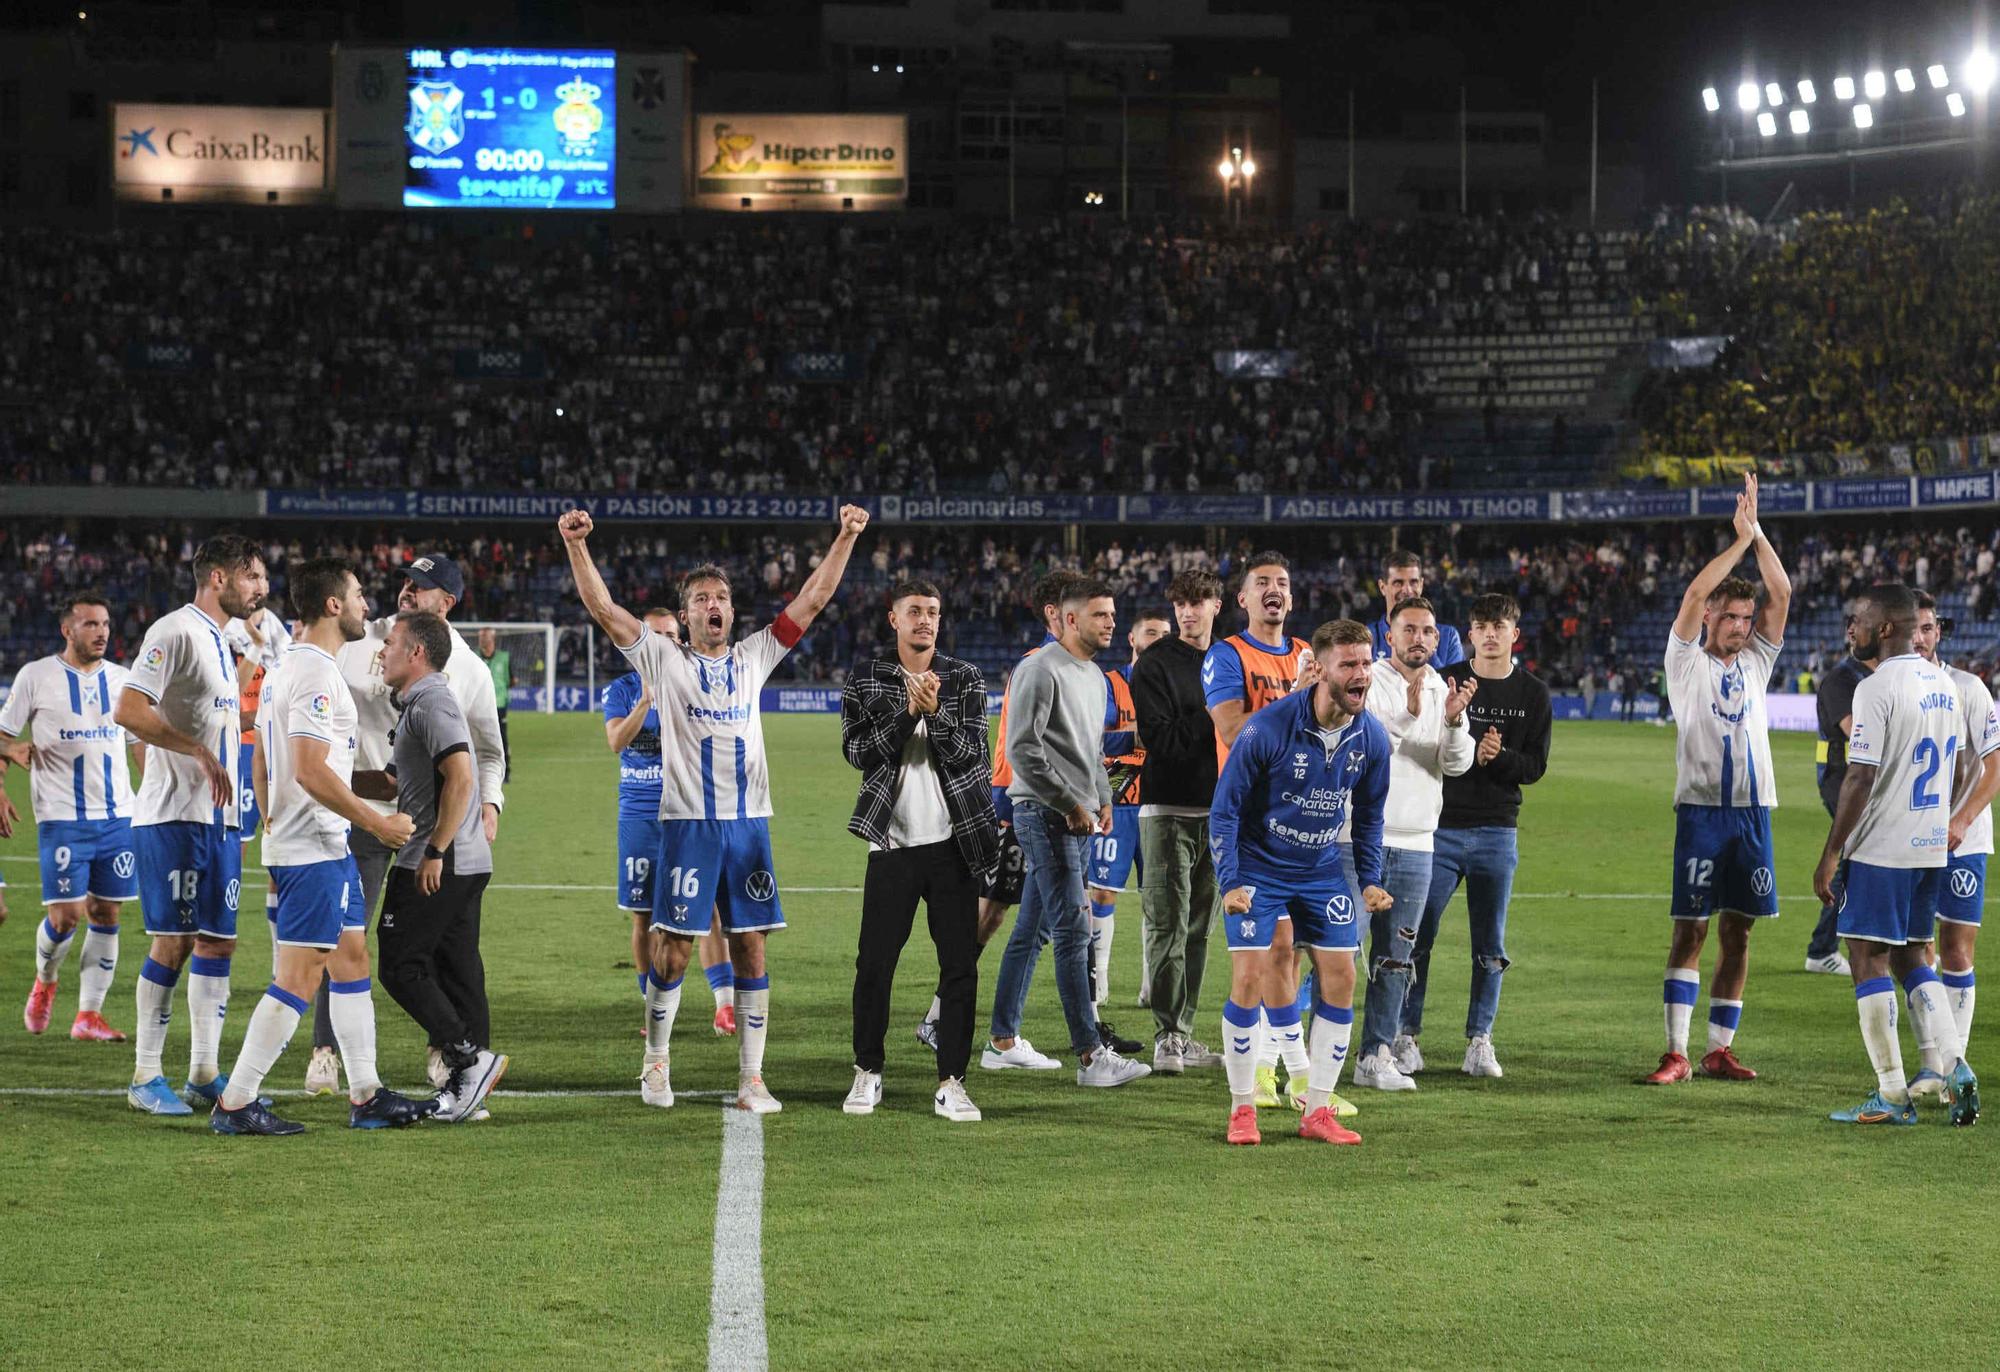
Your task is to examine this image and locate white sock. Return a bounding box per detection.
[1089,904,1115,1008]
[925,993,942,1026]
[1856,977,1908,1102]
[644,970,683,1064]
[737,975,770,1076]
[1944,966,1976,1053]
[1222,999,1261,1108]
[328,977,382,1100]
[78,924,120,1013]
[133,958,177,1082]
[185,954,232,1084]
[1904,967,1963,1075]
[34,917,75,984]
[1257,1010,1282,1070]
[1270,1003,1309,1079]
[1664,967,1699,1055]
[1705,998,1742,1054]
[220,986,303,1110]
[1305,1001,1355,1111]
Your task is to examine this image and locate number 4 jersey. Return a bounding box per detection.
[1843,653,1961,869]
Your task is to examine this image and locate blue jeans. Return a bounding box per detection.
[988,798,1099,1056]
[1359,846,1436,1057]
[1406,826,1517,1041]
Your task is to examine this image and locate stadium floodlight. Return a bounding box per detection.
[1968,49,1997,92]
[1789,108,1810,133]
[1928,64,1949,88]
[1798,79,1817,103]
[1217,158,1236,180]
[1737,82,1761,111]
[1833,75,1856,100]
[1240,158,1257,177]
[1853,102,1874,128]
[1765,81,1785,106]
[1864,70,1887,98]
[1948,91,1967,116]
[1757,111,1777,136]
[1895,68,1917,93]
[1702,86,1721,112]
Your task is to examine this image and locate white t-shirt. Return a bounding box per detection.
[124,604,242,829]
[0,657,136,823]
[1948,664,2000,857]
[1336,663,1477,852]
[1666,629,1782,808]
[875,715,953,852]
[258,644,358,867]
[616,622,795,821]
[1844,654,1959,869]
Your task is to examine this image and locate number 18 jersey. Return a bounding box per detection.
[1844,653,1960,869]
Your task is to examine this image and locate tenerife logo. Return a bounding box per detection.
[1240,918,1257,940]
[407,82,466,155]
[745,870,776,902]
[1952,866,1981,900]
[633,68,666,110]
[119,127,159,158]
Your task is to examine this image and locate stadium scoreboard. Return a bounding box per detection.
[403,47,616,209]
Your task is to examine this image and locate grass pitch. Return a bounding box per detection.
[2,716,1997,1370]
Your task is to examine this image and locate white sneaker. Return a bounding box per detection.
[640,1058,674,1108]
[426,1046,448,1090]
[933,1076,981,1121]
[843,1067,883,1115]
[1077,1045,1152,1088]
[1152,1036,1185,1073]
[1179,1037,1223,1069]
[737,1074,783,1114]
[1462,1034,1503,1078]
[1805,952,1852,975]
[438,1050,509,1123]
[1355,1045,1418,1092]
[1390,1034,1425,1075]
[303,1046,342,1097]
[980,1037,1062,1071]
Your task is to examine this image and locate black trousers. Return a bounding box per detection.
[378,861,492,1051]
[853,840,979,1082]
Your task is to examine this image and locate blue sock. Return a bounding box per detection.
[637,970,649,999]
[703,961,735,992]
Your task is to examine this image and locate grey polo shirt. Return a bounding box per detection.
[388,671,492,875]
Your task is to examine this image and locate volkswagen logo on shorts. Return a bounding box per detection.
[1951,866,1981,900]
[1750,867,1774,897]
[225,879,241,912]
[113,851,136,880]
[745,870,776,902]
[1326,894,1354,924]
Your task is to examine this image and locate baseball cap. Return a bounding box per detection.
[403,553,465,600]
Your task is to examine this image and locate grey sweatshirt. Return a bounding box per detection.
[1005,641,1114,814]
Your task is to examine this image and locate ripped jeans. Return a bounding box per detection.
[1406,826,1517,1042]
[1358,845,1437,1058]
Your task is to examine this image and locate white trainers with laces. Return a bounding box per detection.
[1152,1036,1185,1073]
[1354,1045,1418,1091]
[1077,1045,1152,1088]
[843,1067,883,1115]
[1390,1034,1425,1075]
[640,1058,674,1108]
[933,1077,981,1121]
[980,1037,1062,1071]
[1461,1034,1503,1078]
[737,1074,783,1114]
[426,1046,448,1090]
[1805,952,1852,975]
[1179,1037,1222,1069]
[303,1046,342,1097]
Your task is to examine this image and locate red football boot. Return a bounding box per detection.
[1643,1051,1692,1084]
[1699,1046,1757,1080]
[1225,1104,1261,1146]
[70,1010,127,1042]
[24,979,56,1035]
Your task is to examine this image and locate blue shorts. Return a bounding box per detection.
[1223,869,1361,952]
[1088,806,1142,893]
[38,819,138,905]
[617,815,663,913]
[1839,860,1945,946]
[652,818,785,937]
[135,821,242,939]
[991,786,1014,825]
[269,857,365,949]
[1937,852,1986,928]
[236,746,260,843]
[1670,804,1779,920]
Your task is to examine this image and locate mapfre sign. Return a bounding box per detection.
[112,104,327,194]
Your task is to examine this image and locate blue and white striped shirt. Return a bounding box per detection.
[0,656,137,823]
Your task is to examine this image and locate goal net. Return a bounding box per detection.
[457,621,558,714]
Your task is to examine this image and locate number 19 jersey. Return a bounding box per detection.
[1844,653,1960,869]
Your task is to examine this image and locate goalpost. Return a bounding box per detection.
[458,621,558,714]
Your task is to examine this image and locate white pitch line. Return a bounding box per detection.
[0,1086,735,1100]
[708,1107,768,1372]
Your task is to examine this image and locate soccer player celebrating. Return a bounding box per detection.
[209,559,432,1135]
[1912,592,2000,1075]
[1369,550,1467,669]
[1644,475,1791,1086]
[603,607,736,1035]
[114,536,267,1116]
[561,504,870,1114]
[1812,583,1978,1125]
[1209,620,1391,1146]
[0,592,145,1041]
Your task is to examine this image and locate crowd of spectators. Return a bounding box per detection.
[0,211,1622,500]
[1633,189,2000,469]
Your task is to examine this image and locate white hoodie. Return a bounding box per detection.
[1338,660,1475,852]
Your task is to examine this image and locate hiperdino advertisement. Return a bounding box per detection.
[692,113,906,210]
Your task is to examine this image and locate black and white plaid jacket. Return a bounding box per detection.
[841,651,1000,879]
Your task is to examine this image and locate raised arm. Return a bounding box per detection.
[1744,476,1791,642]
[557,510,643,648]
[605,686,652,753]
[784,505,871,633]
[1672,474,1759,644]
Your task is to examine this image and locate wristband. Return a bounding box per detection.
[424,844,446,860]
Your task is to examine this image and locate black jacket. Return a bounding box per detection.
[841,651,1000,879]
[1129,635,1221,808]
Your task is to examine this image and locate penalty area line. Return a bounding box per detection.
[0,1086,737,1100]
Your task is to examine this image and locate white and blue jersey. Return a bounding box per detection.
[1372,618,1467,669]
[603,671,667,913]
[0,656,141,906]
[1208,690,1391,952]
[1665,629,1783,922]
[1839,654,1960,946]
